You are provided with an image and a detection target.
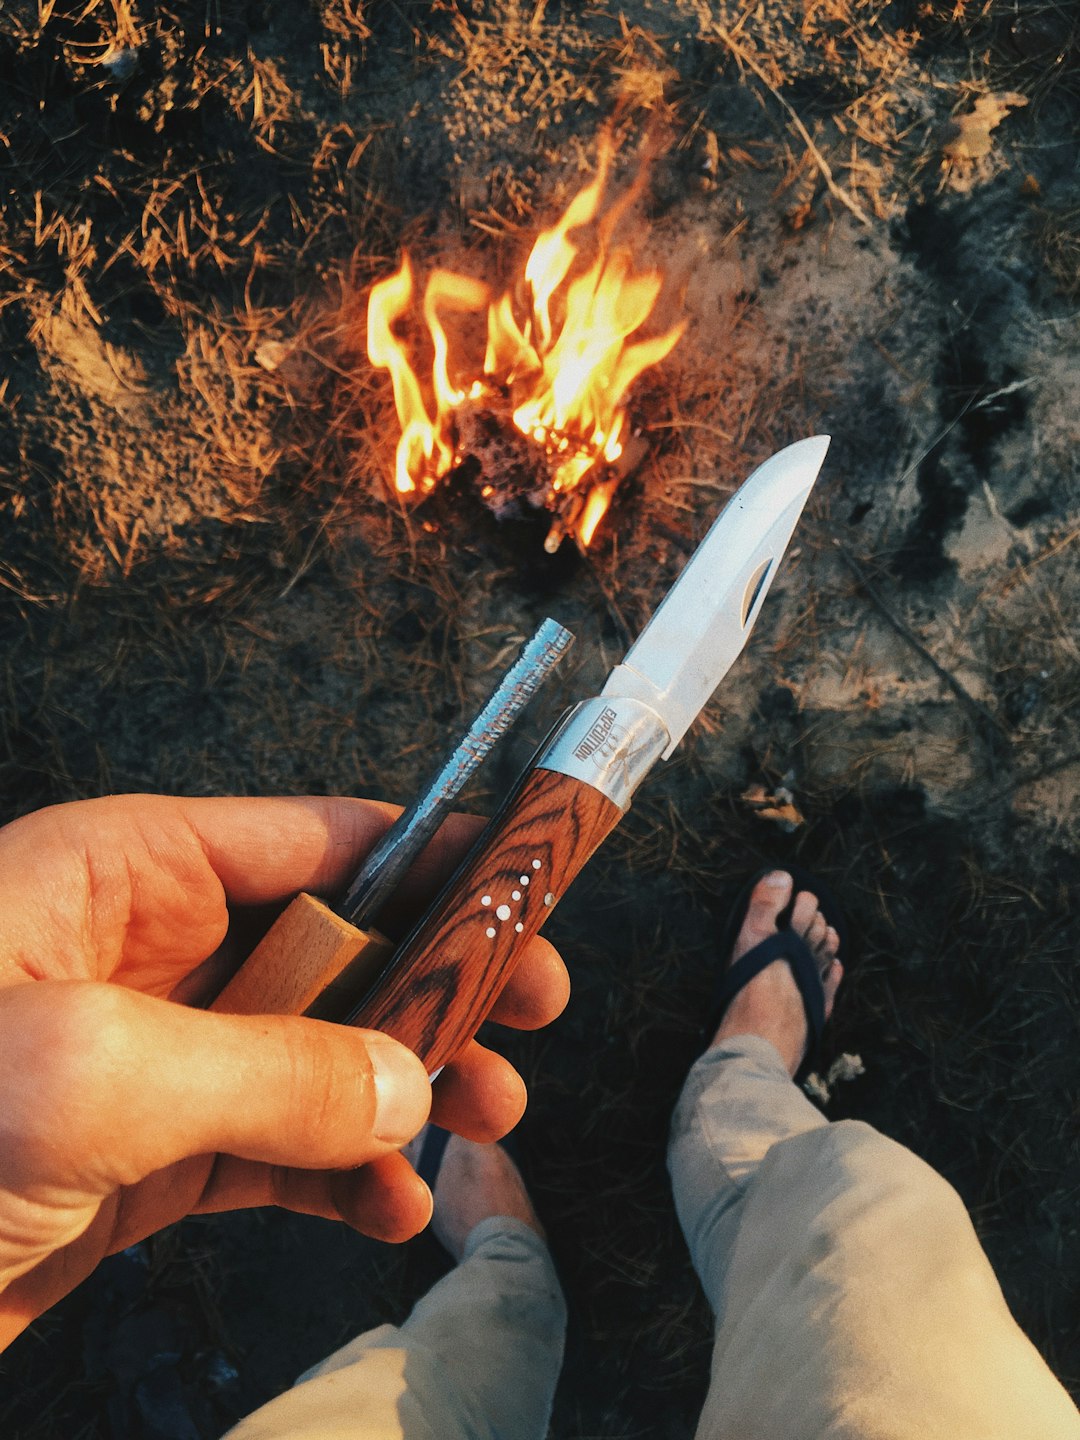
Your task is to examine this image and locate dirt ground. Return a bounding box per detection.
[1,1,1079,1436]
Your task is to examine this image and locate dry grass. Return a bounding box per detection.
[1,1,1079,1435]
[1031,203,1080,298]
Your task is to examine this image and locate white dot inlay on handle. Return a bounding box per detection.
[515,921,524,933]
[532,859,541,869]
[481,895,491,906]
[485,926,496,939]
[496,904,511,921]
[511,890,521,901]
[544,892,555,906]
[520,876,530,886]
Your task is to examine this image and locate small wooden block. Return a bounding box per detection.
[209,892,390,1019]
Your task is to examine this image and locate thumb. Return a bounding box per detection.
[0,981,432,1195]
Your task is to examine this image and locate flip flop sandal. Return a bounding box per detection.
[707,863,848,1085]
[414,1124,521,1193]
[414,1123,453,1189]
[414,1123,578,1342]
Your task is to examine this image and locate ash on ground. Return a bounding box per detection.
[453,397,554,519]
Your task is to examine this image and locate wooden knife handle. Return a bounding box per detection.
[345,768,622,1072]
[209,892,394,1019]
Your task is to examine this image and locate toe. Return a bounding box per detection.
[822,959,843,1018]
[734,871,794,959]
[813,926,840,979]
[790,888,820,937]
[811,922,840,981]
[807,911,828,952]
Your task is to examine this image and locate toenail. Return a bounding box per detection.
[763,872,789,887]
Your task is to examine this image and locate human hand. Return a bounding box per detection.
[0,794,570,1348]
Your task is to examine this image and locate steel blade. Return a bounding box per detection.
[601,435,829,757]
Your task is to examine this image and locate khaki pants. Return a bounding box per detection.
[225,1037,1080,1439]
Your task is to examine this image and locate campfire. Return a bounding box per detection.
[366,141,686,552]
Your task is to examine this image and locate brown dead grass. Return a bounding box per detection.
[1031,203,1080,297]
[1,1,1079,1435]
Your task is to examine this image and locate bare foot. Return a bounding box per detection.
[711,870,843,1076]
[406,1130,544,1261]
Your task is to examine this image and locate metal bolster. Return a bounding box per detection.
[535,696,670,811]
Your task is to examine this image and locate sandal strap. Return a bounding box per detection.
[414,1124,522,1192]
[415,1124,452,1188]
[712,930,827,1054]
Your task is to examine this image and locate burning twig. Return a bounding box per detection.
[365,138,686,551]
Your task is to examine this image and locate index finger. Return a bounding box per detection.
[179,794,486,907]
[0,795,488,989]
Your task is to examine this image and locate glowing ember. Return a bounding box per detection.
[366,142,686,551]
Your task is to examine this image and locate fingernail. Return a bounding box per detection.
[369,1040,430,1145]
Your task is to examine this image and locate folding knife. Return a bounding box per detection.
[332,435,830,1070]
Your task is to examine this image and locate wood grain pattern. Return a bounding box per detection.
[209,893,392,1018]
[346,768,622,1072]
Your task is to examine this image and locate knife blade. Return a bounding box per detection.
[343,436,829,1071]
[601,433,829,759]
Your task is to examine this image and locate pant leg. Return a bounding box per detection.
[222,1217,566,1440]
[669,1035,1080,1440]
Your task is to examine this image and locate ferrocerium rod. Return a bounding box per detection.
[336,618,574,931]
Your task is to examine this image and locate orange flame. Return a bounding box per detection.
[366,145,685,548]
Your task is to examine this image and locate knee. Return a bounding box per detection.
[829,1120,965,1204]
[805,1120,981,1261]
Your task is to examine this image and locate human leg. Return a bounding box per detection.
[669,871,841,1306]
[669,872,1080,1440]
[224,1139,565,1440]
